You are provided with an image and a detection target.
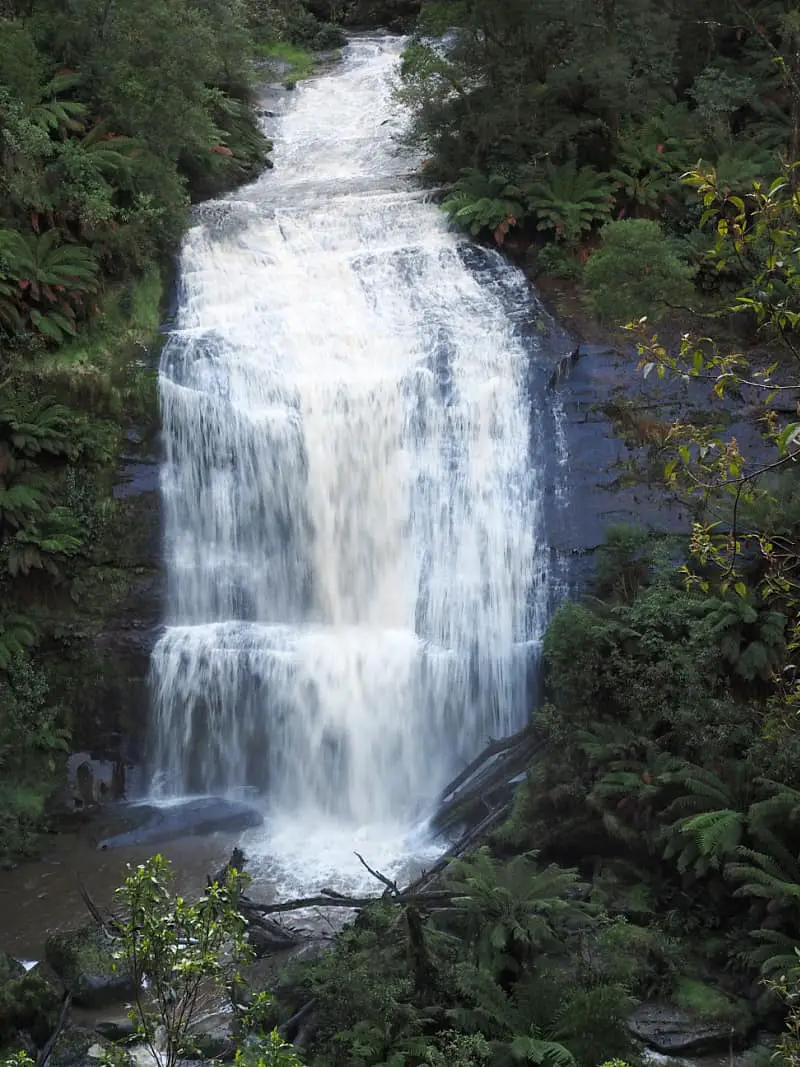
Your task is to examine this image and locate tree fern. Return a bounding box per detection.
[524,162,614,244]
[450,964,575,1067]
[505,1034,575,1067]
[0,395,74,460]
[726,846,800,903]
[0,483,48,530]
[29,71,88,134]
[0,613,38,672]
[675,809,745,870]
[442,169,525,240]
[445,848,589,975]
[737,930,800,980]
[698,596,786,681]
[7,507,84,576]
[0,229,97,298]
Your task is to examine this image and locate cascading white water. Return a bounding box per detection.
[150,37,551,876]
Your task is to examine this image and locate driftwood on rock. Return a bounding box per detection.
[429,721,544,838]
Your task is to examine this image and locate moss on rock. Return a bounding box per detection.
[50,1027,132,1067]
[45,927,134,1009]
[673,977,751,1031]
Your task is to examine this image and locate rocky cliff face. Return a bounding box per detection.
[67,432,163,767]
[45,335,164,798]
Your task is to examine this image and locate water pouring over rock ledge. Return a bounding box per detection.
[149,36,554,881]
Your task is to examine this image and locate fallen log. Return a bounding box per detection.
[279,998,317,1044]
[430,722,544,837]
[38,991,72,1067]
[243,888,455,916]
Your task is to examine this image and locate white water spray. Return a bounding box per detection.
[150,38,549,878]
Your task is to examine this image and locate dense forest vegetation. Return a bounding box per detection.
[401,0,800,318]
[3,0,800,1065]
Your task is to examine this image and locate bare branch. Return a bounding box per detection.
[354,852,399,896]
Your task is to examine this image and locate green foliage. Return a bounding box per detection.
[672,977,747,1029]
[284,6,345,49]
[584,219,695,323]
[235,1033,304,1067]
[526,164,614,245]
[252,42,316,83]
[401,0,800,305]
[592,525,656,604]
[271,847,636,1067]
[445,848,590,976]
[595,920,685,998]
[442,170,524,242]
[533,509,800,985]
[534,243,583,281]
[113,855,251,1067]
[0,963,60,1045]
[773,963,800,1067]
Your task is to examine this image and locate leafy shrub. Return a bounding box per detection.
[235,1034,303,1067]
[592,525,656,603]
[596,919,685,997]
[535,243,583,280]
[285,7,346,49]
[584,219,695,323]
[113,855,251,1067]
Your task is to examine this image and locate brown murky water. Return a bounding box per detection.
[0,829,246,960]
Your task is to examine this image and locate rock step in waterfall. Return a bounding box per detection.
[149,37,558,882]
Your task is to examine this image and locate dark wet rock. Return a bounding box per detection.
[543,339,776,594]
[50,1027,132,1067]
[95,797,264,850]
[45,926,134,1009]
[628,1000,751,1055]
[93,1018,137,1043]
[640,1032,780,1067]
[0,953,61,1045]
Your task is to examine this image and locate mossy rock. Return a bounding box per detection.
[628,980,755,1055]
[50,1027,132,1067]
[0,954,61,1046]
[673,977,749,1028]
[45,927,134,1009]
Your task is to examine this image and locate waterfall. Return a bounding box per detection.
[150,37,552,877]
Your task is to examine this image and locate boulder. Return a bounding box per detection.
[628,992,751,1056]
[50,1027,132,1067]
[95,796,263,850]
[45,927,134,1009]
[93,1017,137,1043]
[189,1009,237,1061]
[0,953,60,1046]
